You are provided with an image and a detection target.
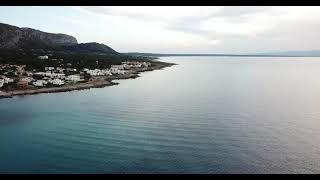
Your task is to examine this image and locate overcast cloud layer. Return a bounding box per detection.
[1,6,320,54]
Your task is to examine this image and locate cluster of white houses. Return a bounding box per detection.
[0,61,152,89]
[122,61,151,69]
[32,67,83,87]
[0,64,22,88]
[83,68,112,76]
[83,61,151,76]
[0,76,14,88]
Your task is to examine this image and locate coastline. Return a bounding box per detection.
[0,61,176,99]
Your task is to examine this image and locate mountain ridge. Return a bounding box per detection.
[126,51,320,57]
[0,23,78,49]
[0,22,117,54]
[63,42,117,54]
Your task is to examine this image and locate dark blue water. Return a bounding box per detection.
[1,56,320,173]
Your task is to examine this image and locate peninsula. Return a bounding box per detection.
[0,23,175,98]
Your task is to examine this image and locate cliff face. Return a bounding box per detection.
[0,23,78,49]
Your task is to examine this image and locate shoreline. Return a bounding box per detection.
[0,61,176,99]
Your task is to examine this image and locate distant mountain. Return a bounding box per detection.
[125,52,299,57]
[63,42,118,54]
[257,50,320,57]
[0,22,118,54]
[126,51,320,57]
[0,23,77,49]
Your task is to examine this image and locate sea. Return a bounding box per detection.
[1,56,320,173]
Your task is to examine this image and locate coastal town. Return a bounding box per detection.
[0,54,172,98]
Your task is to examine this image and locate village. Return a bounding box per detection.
[0,55,152,91]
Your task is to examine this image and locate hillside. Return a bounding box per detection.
[0,22,118,54]
[0,23,78,49]
[63,42,118,54]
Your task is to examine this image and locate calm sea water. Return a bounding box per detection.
[1,56,320,174]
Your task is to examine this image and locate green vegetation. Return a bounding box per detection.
[0,49,157,71]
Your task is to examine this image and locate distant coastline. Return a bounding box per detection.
[0,22,177,99]
[0,61,176,99]
[125,52,320,57]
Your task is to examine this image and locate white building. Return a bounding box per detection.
[20,77,33,83]
[122,64,133,70]
[102,69,112,76]
[36,72,65,79]
[0,79,4,88]
[33,81,43,87]
[66,68,77,72]
[66,74,81,82]
[48,79,65,86]
[142,62,151,67]
[3,77,14,84]
[34,72,46,76]
[48,73,65,79]
[110,67,127,75]
[45,71,53,77]
[33,80,47,87]
[111,65,125,70]
[45,67,55,71]
[122,61,150,68]
[56,67,65,73]
[118,70,126,75]
[38,55,49,60]
[53,73,66,79]
[85,69,112,76]
[26,72,33,77]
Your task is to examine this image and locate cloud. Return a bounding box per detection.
[208,39,221,45]
[72,6,276,36]
[73,6,222,21]
[73,6,318,37]
[61,17,82,25]
[71,6,320,53]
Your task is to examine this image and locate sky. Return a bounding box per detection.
[0,6,320,54]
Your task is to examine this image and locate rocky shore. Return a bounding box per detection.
[0,61,176,99]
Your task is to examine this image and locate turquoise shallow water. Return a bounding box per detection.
[1,56,320,173]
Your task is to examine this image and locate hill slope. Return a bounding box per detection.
[63,42,118,54]
[0,22,117,54]
[0,23,78,49]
